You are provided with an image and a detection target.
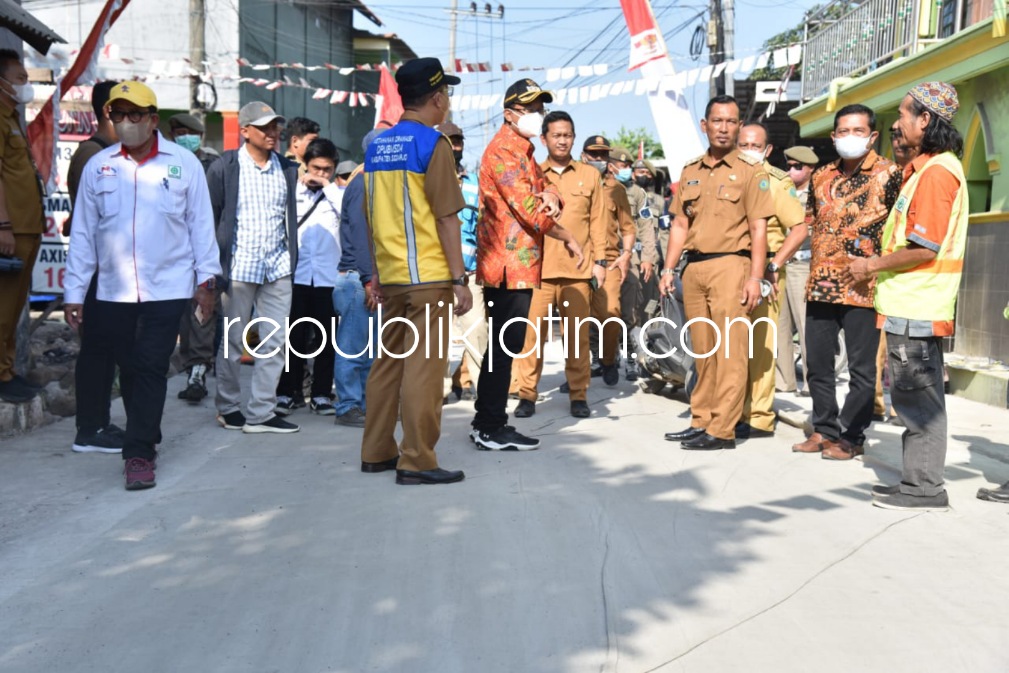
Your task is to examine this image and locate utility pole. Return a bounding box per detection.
[723,0,734,97]
[708,0,726,97]
[448,0,458,72]
[189,0,205,121]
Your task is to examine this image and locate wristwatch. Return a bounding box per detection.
[199,277,216,291]
[452,272,469,286]
[660,268,676,277]
[594,259,608,268]
[766,261,779,274]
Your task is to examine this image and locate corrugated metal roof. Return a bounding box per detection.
[0,0,67,55]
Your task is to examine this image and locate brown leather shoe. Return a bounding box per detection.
[792,432,825,453]
[821,438,864,461]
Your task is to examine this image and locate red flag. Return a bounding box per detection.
[375,65,403,127]
[28,0,131,191]
[619,0,668,71]
[638,140,645,160]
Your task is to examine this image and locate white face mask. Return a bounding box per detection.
[834,134,871,160]
[740,148,766,163]
[513,111,544,139]
[2,78,34,105]
[114,120,153,149]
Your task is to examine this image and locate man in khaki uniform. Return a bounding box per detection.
[735,122,806,437]
[658,95,774,450]
[581,137,635,381]
[629,158,664,380]
[611,149,657,386]
[0,50,45,404]
[512,112,605,418]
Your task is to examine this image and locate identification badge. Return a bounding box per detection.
[168,165,182,179]
[895,194,909,213]
[686,179,700,186]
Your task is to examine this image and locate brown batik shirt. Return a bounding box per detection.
[806,150,902,307]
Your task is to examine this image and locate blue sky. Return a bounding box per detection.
[357,0,823,165]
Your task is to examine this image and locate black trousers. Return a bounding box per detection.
[473,286,532,433]
[89,298,188,461]
[805,301,879,445]
[75,276,122,433]
[276,283,337,400]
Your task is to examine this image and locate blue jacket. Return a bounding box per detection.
[205,148,300,284]
[338,171,374,284]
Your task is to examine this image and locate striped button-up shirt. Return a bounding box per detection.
[231,146,290,284]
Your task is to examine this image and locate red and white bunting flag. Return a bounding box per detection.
[376,65,403,126]
[265,81,283,91]
[27,0,132,192]
[619,0,668,71]
[501,63,513,72]
[330,91,348,104]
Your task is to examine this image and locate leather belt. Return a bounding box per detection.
[684,250,750,264]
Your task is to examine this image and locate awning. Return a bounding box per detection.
[0,0,67,55]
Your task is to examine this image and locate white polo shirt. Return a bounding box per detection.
[293,181,342,287]
[65,132,221,304]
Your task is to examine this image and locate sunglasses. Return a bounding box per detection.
[786,162,803,170]
[108,108,152,123]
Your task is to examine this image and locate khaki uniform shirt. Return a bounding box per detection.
[0,99,44,235]
[540,160,607,280]
[624,181,658,265]
[601,175,636,261]
[670,149,774,253]
[763,163,805,253]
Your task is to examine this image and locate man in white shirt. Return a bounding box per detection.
[64,81,220,491]
[207,102,301,434]
[275,138,342,415]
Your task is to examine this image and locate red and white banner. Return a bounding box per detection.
[619,0,668,71]
[27,0,131,193]
[374,65,403,127]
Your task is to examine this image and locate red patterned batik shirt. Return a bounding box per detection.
[806,150,902,307]
[476,123,560,290]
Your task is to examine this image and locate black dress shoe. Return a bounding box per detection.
[664,426,706,442]
[734,422,774,439]
[681,433,736,450]
[559,381,570,394]
[570,400,590,418]
[396,467,466,485]
[361,457,399,473]
[514,399,536,418]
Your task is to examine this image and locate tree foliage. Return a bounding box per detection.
[608,126,664,159]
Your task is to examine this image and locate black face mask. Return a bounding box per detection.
[453,149,464,165]
[634,175,652,189]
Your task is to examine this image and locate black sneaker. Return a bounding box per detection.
[872,490,949,512]
[310,397,336,415]
[0,378,35,403]
[335,407,366,427]
[243,415,300,434]
[871,484,901,496]
[514,399,535,418]
[625,360,639,382]
[72,427,124,454]
[471,425,540,451]
[976,482,1009,503]
[601,364,619,386]
[275,396,304,416]
[216,410,246,430]
[178,364,208,403]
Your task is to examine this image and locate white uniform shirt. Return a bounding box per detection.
[292,181,343,287]
[65,132,221,305]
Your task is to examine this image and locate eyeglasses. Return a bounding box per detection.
[108,108,152,123]
[445,85,454,97]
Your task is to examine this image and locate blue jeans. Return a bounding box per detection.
[332,271,376,416]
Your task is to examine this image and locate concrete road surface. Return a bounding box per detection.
[2,349,1008,673]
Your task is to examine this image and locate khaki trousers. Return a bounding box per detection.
[682,255,750,440]
[775,262,809,391]
[0,234,40,381]
[590,267,624,366]
[513,278,592,401]
[742,284,781,432]
[362,285,453,473]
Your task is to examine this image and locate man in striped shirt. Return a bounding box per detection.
[207,101,301,434]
